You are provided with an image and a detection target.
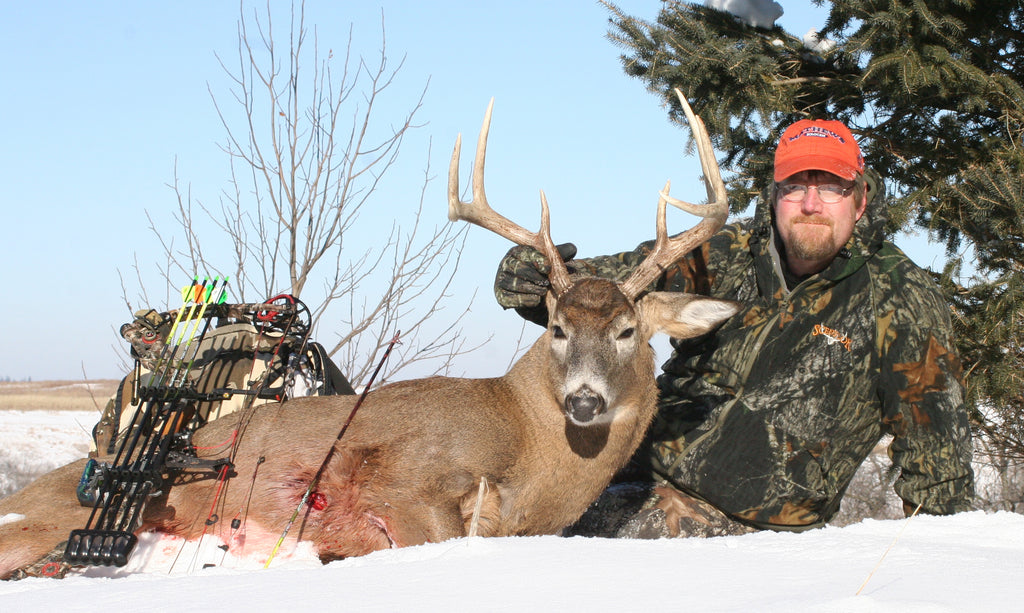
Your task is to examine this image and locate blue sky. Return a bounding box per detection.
[4,1,938,382]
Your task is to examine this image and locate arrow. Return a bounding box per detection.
[264,330,402,568]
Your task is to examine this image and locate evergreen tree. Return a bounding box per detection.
[604,0,1024,459]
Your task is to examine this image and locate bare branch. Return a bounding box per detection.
[138,1,477,385]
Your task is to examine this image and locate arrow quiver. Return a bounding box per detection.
[66,280,354,568]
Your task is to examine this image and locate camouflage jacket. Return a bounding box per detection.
[569,184,974,530]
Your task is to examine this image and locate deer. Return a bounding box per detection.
[0,90,738,579]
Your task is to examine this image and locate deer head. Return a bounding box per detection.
[449,91,737,427]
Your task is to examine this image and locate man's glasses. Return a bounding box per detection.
[776,183,854,204]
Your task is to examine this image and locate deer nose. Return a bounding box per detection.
[564,388,607,425]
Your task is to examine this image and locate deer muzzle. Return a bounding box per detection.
[564,386,607,426]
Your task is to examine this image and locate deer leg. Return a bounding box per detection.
[461,476,503,537]
[380,499,469,547]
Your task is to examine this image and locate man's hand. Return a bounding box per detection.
[494,243,577,309]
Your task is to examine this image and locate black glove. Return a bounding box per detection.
[494,242,577,311]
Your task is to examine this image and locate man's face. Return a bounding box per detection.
[774,170,867,275]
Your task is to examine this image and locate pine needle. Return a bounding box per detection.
[856,502,923,595]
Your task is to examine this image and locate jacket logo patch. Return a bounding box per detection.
[813,324,852,351]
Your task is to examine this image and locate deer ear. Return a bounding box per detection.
[638,292,741,340]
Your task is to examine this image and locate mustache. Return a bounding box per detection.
[792,215,833,227]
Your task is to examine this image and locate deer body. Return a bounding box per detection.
[153,277,681,557]
[0,91,738,578]
[0,284,701,573]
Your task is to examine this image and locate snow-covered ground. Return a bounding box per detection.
[2,409,1022,611]
[0,409,98,498]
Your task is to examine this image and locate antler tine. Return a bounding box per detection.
[448,99,572,295]
[538,190,572,293]
[619,91,728,301]
[661,88,728,216]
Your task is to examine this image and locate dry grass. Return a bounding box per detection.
[0,379,119,412]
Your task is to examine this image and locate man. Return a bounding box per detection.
[494,118,974,538]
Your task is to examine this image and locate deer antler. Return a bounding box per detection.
[448,98,572,295]
[619,89,729,301]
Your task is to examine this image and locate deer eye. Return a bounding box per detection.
[617,327,635,340]
[552,325,566,339]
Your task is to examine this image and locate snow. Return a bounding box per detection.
[706,0,783,29]
[2,410,1023,611]
[803,28,838,54]
[0,410,98,498]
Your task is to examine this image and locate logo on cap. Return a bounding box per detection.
[789,125,848,144]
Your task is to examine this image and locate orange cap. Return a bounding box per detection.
[773,119,864,182]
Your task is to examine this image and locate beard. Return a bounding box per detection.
[785,216,838,261]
